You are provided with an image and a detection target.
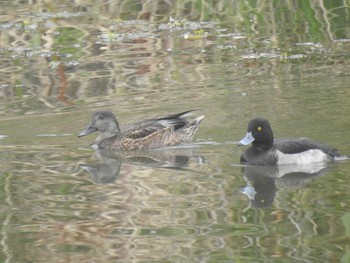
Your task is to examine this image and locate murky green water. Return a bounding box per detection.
[1,1,350,262]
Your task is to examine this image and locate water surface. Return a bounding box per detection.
[1,1,350,262]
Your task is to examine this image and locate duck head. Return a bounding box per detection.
[238,117,274,150]
[78,111,121,139]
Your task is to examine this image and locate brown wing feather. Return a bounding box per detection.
[123,123,165,139]
[121,110,195,136]
[114,127,182,150]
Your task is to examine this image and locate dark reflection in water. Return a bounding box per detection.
[240,163,331,208]
[79,146,205,183]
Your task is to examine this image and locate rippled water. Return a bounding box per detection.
[1,1,350,262]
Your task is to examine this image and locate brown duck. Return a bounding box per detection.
[78,110,204,150]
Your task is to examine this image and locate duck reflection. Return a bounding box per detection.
[240,163,330,208]
[79,147,205,183]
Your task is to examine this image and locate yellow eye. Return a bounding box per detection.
[258,126,262,131]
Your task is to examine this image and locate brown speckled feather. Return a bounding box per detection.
[111,127,182,150]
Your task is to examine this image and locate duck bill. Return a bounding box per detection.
[78,126,97,138]
[238,132,255,145]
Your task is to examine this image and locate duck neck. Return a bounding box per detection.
[96,122,121,143]
[253,135,274,151]
[253,142,273,151]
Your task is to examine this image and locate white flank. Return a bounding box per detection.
[276,149,331,165]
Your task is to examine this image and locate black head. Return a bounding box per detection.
[78,111,120,138]
[239,117,274,150]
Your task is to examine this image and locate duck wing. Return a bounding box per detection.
[121,110,196,139]
[118,127,182,150]
[274,138,340,157]
[123,123,168,139]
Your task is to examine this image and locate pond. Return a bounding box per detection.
[1,1,350,262]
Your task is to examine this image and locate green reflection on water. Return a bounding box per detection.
[53,27,85,56]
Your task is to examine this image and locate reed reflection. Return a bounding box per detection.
[240,163,331,208]
[79,147,205,183]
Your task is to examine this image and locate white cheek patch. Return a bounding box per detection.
[276,149,331,165]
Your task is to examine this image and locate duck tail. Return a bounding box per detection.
[158,109,199,120]
[335,155,349,161]
[183,115,205,141]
